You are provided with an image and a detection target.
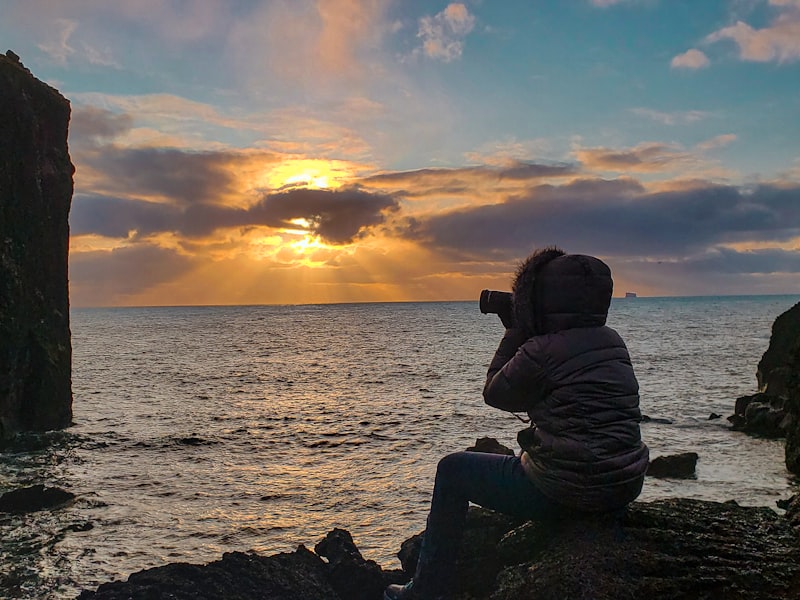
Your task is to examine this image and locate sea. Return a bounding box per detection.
[1,295,799,599]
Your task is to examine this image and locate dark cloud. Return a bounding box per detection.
[363,161,577,188]
[71,186,400,244]
[69,244,196,305]
[70,194,182,238]
[402,179,800,263]
[70,106,133,144]
[87,147,243,205]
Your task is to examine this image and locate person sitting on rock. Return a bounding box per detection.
[384,247,650,600]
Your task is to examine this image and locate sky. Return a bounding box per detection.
[2,0,799,306]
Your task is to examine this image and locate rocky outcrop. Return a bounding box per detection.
[728,302,800,443]
[758,302,800,398]
[728,392,789,438]
[77,497,800,599]
[0,51,74,439]
[785,332,800,475]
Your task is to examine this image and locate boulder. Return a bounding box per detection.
[466,436,515,456]
[0,484,75,513]
[0,51,74,439]
[314,528,404,600]
[728,392,789,438]
[646,452,698,478]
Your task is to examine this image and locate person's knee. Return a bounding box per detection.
[435,451,470,482]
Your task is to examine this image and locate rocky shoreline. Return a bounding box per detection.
[73,496,800,600]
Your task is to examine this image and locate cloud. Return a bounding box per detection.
[417,3,476,62]
[80,147,250,205]
[69,244,197,305]
[37,18,77,64]
[575,142,695,173]
[70,106,134,143]
[670,48,710,69]
[71,187,401,244]
[630,107,711,125]
[706,2,800,63]
[696,134,738,151]
[398,180,800,263]
[364,161,577,189]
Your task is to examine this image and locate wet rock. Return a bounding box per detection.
[466,436,515,456]
[646,452,698,479]
[314,528,404,600]
[0,484,75,513]
[641,415,673,424]
[77,547,339,600]
[0,51,74,439]
[729,392,788,438]
[779,493,800,529]
[486,498,800,600]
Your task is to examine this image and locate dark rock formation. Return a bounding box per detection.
[77,547,340,600]
[646,452,698,478]
[466,436,515,456]
[785,333,800,475]
[728,392,788,438]
[314,528,405,600]
[0,51,74,439]
[0,484,75,513]
[757,302,800,398]
[77,498,800,600]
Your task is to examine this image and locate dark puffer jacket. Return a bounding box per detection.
[483,252,649,512]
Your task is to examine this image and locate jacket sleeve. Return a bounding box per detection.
[483,330,549,413]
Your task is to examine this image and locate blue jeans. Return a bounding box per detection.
[413,451,564,593]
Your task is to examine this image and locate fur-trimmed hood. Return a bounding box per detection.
[512,248,613,335]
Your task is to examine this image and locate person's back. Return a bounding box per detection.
[483,251,649,512]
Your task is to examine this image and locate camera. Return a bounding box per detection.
[479,289,512,316]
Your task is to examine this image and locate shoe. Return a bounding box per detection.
[383,581,415,600]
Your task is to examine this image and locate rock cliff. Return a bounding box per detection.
[0,51,74,439]
[785,313,800,475]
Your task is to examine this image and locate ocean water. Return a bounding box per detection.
[1,295,799,599]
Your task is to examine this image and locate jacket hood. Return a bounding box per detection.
[512,250,612,335]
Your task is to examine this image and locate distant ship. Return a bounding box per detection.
[624,292,637,298]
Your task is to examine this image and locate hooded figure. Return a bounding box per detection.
[384,248,649,600]
[484,248,649,512]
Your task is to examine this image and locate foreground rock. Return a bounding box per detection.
[0,50,74,439]
[78,497,800,600]
[646,452,698,478]
[0,484,75,513]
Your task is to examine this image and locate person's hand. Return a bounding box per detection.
[498,306,514,329]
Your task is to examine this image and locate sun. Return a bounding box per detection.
[257,158,358,191]
[284,173,330,189]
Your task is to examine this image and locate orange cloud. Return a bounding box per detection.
[706,3,800,63]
